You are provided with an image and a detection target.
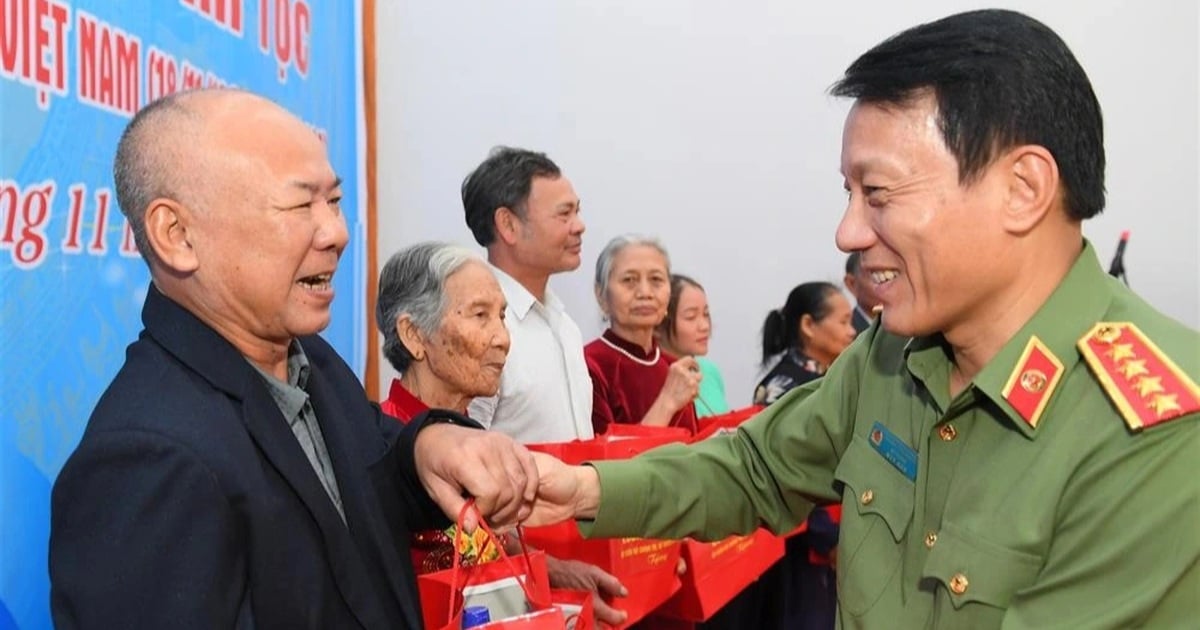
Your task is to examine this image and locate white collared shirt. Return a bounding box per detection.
[468,266,594,443]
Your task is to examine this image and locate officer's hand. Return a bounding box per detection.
[523,452,601,525]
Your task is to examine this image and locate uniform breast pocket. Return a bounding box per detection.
[833,434,915,617]
[922,520,1043,622]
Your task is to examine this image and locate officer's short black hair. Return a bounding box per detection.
[462,147,562,247]
[831,9,1105,221]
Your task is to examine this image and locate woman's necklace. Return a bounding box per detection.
[599,335,661,367]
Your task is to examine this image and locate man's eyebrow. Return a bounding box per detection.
[289,176,343,193]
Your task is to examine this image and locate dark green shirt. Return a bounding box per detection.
[587,242,1199,628]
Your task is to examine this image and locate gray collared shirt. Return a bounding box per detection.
[250,341,346,523]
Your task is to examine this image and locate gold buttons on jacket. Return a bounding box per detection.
[860,489,874,505]
[949,573,969,595]
[938,424,958,441]
[924,531,938,548]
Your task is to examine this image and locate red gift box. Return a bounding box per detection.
[658,528,784,621]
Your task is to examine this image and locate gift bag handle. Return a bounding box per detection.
[446,500,544,626]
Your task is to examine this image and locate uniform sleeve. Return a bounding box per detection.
[1001,414,1200,628]
[584,337,866,542]
[50,430,245,629]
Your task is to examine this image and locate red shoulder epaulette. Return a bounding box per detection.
[1002,336,1064,428]
[1077,322,1200,431]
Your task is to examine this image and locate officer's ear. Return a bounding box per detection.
[1001,144,1059,234]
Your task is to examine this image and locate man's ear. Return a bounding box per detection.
[144,199,199,272]
[396,314,427,362]
[494,207,521,246]
[843,272,857,295]
[1002,145,1059,235]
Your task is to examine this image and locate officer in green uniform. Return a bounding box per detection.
[526,9,1200,629]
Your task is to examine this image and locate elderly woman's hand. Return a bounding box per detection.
[640,356,703,427]
[546,557,629,626]
[661,356,702,411]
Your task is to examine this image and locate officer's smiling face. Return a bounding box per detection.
[835,92,1014,341]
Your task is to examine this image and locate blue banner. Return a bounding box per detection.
[0,1,365,627]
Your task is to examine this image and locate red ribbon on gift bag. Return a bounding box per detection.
[420,502,565,630]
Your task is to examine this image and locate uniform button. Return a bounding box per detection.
[938,424,958,441]
[860,489,874,505]
[949,573,969,595]
[924,531,938,548]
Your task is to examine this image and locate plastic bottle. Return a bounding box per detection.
[462,605,491,628]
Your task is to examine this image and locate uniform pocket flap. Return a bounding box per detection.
[833,434,914,542]
[921,521,1043,609]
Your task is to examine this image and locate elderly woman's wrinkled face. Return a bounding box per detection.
[424,262,510,398]
[602,244,670,333]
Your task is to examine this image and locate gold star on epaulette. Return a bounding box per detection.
[1148,394,1182,418]
[1118,359,1149,380]
[1107,343,1135,361]
[1133,376,1164,397]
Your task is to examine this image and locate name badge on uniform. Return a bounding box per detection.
[868,422,918,481]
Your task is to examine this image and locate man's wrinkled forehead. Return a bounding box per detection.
[841,95,947,173]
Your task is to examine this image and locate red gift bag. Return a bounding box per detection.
[658,528,784,621]
[525,425,689,628]
[535,423,691,462]
[692,405,764,441]
[419,503,563,630]
[549,589,595,630]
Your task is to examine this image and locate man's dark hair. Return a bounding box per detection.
[831,9,1105,221]
[461,146,562,247]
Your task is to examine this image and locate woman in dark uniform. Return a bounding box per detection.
[753,281,856,630]
[755,282,857,404]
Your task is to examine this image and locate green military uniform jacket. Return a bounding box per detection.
[586,242,1199,628]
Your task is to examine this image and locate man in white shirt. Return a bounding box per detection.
[461,147,628,626]
[464,147,594,444]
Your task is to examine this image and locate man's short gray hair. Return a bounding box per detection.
[376,241,482,373]
[593,234,671,304]
[112,87,249,268]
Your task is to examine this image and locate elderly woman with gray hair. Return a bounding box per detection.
[377,241,631,626]
[376,242,510,421]
[585,234,701,435]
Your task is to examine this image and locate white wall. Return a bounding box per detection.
[374,0,1199,403]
